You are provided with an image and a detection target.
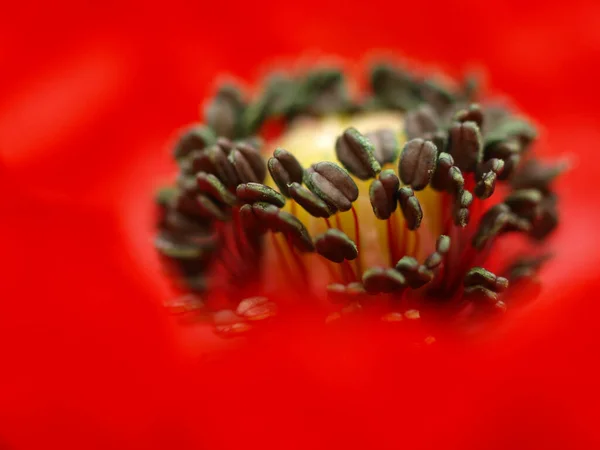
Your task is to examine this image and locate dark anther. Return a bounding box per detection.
[481,105,511,134]
[250,202,315,252]
[216,137,235,152]
[370,64,421,110]
[472,204,508,249]
[173,192,209,219]
[155,231,217,260]
[161,210,212,235]
[484,119,537,151]
[241,95,270,137]
[335,127,382,180]
[263,74,297,116]
[369,169,400,220]
[504,189,543,221]
[189,150,212,175]
[315,229,358,263]
[236,297,277,321]
[447,121,483,173]
[267,148,305,197]
[419,79,456,115]
[504,254,552,282]
[178,156,197,176]
[305,161,359,212]
[236,182,286,207]
[289,182,333,218]
[472,204,530,250]
[197,172,238,206]
[474,171,497,199]
[447,165,465,196]
[173,125,216,160]
[242,74,296,135]
[395,256,433,288]
[423,129,447,155]
[196,194,230,221]
[463,266,509,314]
[464,267,509,293]
[498,155,520,182]
[529,193,559,240]
[430,152,454,191]
[239,203,267,235]
[511,159,568,193]
[404,104,440,140]
[365,128,400,165]
[176,174,199,195]
[476,158,505,180]
[462,286,507,314]
[398,186,423,230]
[484,138,519,160]
[362,267,406,294]
[454,104,483,129]
[199,141,239,188]
[453,189,473,227]
[228,142,266,184]
[395,255,418,272]
[424,235,450,269]
[399,138,438,191]
[205,84,245,139]
[299,68,350,116]
[484,140,521,181]
[180,152,202,176]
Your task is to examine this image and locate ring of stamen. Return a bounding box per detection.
[155,63,564,340]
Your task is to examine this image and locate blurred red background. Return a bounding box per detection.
[1,1,600,448]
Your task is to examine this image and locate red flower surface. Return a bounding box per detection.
[1,1,600,449]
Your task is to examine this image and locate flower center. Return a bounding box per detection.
[155,64,564,339]
[265,112,412,284]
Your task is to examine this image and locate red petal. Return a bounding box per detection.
[2,0,600,448]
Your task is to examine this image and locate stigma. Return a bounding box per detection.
[155,63,564,339]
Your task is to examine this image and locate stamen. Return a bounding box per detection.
[156,60,564,337]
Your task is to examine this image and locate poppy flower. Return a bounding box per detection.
[1,1,600,449]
